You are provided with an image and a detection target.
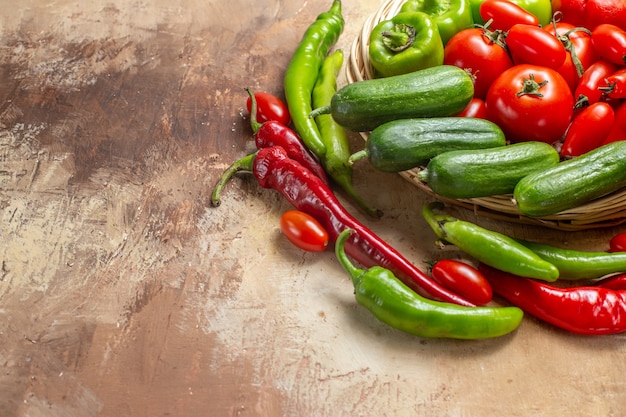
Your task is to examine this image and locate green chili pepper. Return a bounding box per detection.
[369,12,444,78]
[284,0,344,159]
[312,50,381,218]
[400,0,474,44]
[516,240,626,281]
[422,202,559,281]
[335,228,524,339]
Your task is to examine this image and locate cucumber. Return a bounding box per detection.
[349,117,506,172]
[310,65,474,132]
[418,142,560,199]
[514,141,626,217]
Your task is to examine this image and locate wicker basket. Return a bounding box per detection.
[345,0,626,231]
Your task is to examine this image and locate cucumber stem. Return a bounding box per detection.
[348,149,369,165]
[309,105,331,118]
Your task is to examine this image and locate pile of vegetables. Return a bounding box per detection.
[212,0,626,339]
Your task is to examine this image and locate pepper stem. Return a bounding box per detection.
[421,202,456,242]
[211,151,257,207]
[381,23,416,52]
[245,87,263,133]
[334,228,366,286]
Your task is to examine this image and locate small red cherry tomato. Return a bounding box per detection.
[609,232,626,253]
[246,91,291,126]
[456,97,489,119]
[591,24,626,66]
[600,68,626,100]
[479,0,539,31]
[280,210,329,252]
[506,24,567,69]
[574,60,618,109]
[430,259,493,306]
[561,102,615,157]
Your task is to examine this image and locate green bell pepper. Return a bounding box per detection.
[368,12,444,78]
[470,0,552,27]
[400,0,474,45]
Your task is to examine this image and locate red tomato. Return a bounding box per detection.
[585,0,626,31]
[280,210,329,252]
[479,0,539,31]
[609,232,626,252]
[544,22,598,93]
[561,102,615,157]
[574,60,618,108]
[601,68,626,99]
[430,260,493,306]
[506,24,567,69]
[486,64,575,143]
[456,97,489,118]
[602,101,626,145]
[246,91,291,126]
[444,27,513,99]
[550,0,588,27]
[591,24,626,66]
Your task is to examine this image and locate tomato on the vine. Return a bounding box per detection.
[601,68,626,100]
[485,64,574,143]
[544,22,598,93]
[479,0,539,31]
[246,91,291,126]
[561,102,615,157]
[280,210,329,252]
[591,24,626,66]
[444,27,513,99]
[430,259,493,306]
[574,60,618,108]
[506,23,567,69]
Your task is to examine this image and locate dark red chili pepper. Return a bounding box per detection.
[212,146,474,306]
[596,273,626,291]
[246,88,329,184]
[479,263,626,335]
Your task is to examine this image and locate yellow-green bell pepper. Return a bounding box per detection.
[400,0,474,44]
[368,12,444,78]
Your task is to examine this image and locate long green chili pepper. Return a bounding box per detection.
[335,228,524,339]
[312,49,381,218]
[422,202,559,281]
[516,239,626,280]
[284,0,344,159]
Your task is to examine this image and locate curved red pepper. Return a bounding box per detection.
[479,263,626,335]
[252,146,474,306]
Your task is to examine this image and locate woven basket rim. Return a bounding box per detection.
[345,0,626,231]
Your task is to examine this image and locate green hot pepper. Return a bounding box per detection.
[400,0,474,44]
[312,50,380,217]
[422,202,559,281]
[335,228,524,339]
[369,12,444,78]
[284,0,344,159]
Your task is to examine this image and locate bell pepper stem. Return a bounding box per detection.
[381,23,416,52]
[211,151,257,207]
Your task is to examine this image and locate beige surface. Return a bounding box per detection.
[1,1,626,416]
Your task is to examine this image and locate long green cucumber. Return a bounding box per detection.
[349,117,506,172]
[418,142,560,199]
[514,141,626,217]
[310,65,474,132]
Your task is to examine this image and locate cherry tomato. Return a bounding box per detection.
[591,24,626,66]
[280,210,329,252]
[601,68,626,99]
[574,60,618,109]
[486,64,575,143]
[444,27,513,99]
[479,0,539,31]
[456,97,489,118]
[585,0,626,32]
[506,24,567,69]
[246,91,291,126]
[544,22,598,93]
[430,259,493,306]
[609,232,626,252]
[561,102,615,157]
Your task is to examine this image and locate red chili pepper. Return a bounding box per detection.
[596,273,626,291]
[479,263,626,335]
[246,88,329,184]
[212,146,475,307]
